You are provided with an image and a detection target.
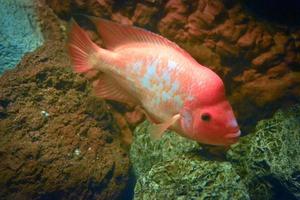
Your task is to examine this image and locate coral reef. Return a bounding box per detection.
[130,121,249,199]
[0,0,44,74]
[227,105,300,199]
[0,2,130,199]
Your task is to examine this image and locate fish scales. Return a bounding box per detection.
[107,46,192,121]
[68,17,241,146]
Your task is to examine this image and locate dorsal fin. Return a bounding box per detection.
[89,16,196,61]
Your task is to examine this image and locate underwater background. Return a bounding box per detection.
[0,0,299,199]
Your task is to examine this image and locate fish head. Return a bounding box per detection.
[180,100,240,146]
[179,69,241,147]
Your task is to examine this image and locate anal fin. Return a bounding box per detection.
[92,74,138,105]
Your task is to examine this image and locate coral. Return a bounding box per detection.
[0,0,43,74]
[227,105,300,199]
[130,121,249,199]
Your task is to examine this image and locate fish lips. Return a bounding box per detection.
[224,130,241,144]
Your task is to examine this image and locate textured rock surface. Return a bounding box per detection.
[130,121,200,176]
[131,105,300,200]
[0,2,130,200]
[0,0,44,74]
[227,105,300,199]
[46,0,300,134]
[130,122,249,199]
[135,157,249,200]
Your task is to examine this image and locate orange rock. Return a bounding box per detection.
[199,0,224,24]
[132,3,158,27]
[234,69,261,83]
[216,40,239,57]
[267,63,289,78]
[228,5,247,24]
[158,0,188,39]
[165,0,189,13]
[213,19,247,42]
[252,51,281,68]
[111,12,132,25]
[237,25,262,48]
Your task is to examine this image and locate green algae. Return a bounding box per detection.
[130,121,200,177]
[130,121,249,199]
[227,105,300,199]
[134,156,249,200]
[130,105,300,199]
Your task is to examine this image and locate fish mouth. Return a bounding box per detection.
[225,130,241,144]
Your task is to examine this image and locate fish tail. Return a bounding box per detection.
[67,20,114,73]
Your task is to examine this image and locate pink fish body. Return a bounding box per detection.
[68,17,241,146]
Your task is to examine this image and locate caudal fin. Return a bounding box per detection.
[67,20,99,73]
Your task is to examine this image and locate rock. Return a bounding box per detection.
[111,12,132,25]
[0,45,130,200]
[44,0,71,17]
[164,0,190,14]
[132,3,158,27]
[230,68,300,135]
[0,44,130,200]
[237,25,263,49]
[135,157,250,200]
[233,69,262,83]
[0,0,44,74]
[228,5,247,24]
[273,32,289,48]
[0,2,130,199]
[130,121,199,176]
[130,121,250,199]
[251,51,281,68]
[158,0,188,39]
[216,40,239,57]
[227,105,300,199]
[232,70,300,112]
[186,0,224,37]
[213,19,247,42]
[197,0,224,24]
[267,63,289,79]
[179,43,225,75]
[258,31,273,50]
[284,50,297,65]
[85,0,114,17]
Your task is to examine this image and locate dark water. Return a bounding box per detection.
[244,0,300,27]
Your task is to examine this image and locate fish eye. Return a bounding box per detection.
[201,113,211,122]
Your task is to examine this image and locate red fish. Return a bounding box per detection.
[68,17,240,146]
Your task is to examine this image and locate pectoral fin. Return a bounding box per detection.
[92,74,138,106]
[149,114,181,140]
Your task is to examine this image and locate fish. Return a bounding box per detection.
[67,17,241,146]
